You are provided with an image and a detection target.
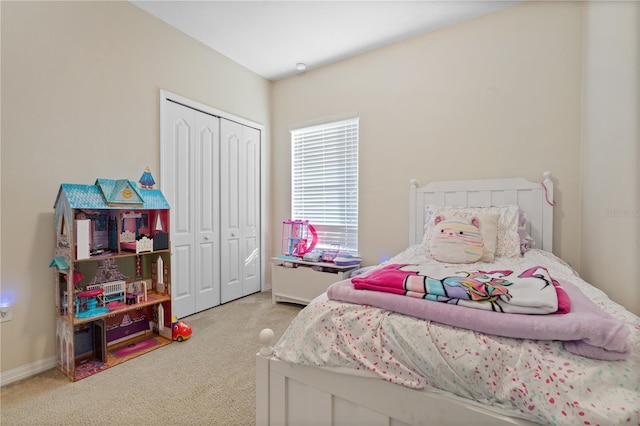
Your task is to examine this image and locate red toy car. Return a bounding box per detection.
[171,317,192,342]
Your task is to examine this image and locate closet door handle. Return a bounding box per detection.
[204,236,210,241]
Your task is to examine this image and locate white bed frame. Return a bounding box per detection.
[257,172,554,426]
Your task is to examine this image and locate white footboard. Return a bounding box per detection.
[256,329,539,426]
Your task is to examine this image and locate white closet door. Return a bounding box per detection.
[242,124,261,296]
[194,111,221,313]
[163,101,195,319]
[163,100,220,318]
[220,119,261,303]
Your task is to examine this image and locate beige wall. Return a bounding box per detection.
[0,1,270,375]
[581,2,639,314]
[272,3,583,273]
[2,0,638,383]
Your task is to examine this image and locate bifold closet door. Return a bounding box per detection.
[220,118,261,303]
[163,100,221,319]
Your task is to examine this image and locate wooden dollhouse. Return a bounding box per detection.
[51,177,173,381]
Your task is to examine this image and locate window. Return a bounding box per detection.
[291,117,359,254]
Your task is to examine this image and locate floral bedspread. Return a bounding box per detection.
[273,249,640,425]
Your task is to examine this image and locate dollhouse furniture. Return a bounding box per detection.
[127,280,148,304]
[120,211,154,253]
[120,232,153,253]
[51,177,173,381]
[135,236,153,253]
[86,280,126,305]
[75,288,109,319]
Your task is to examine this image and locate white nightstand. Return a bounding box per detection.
[271,257,359,305]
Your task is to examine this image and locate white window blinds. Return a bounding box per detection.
[291,117,359,254]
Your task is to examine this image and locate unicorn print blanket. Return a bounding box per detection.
[351,263,570,314]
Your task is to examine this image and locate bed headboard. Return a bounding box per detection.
[409,172,554,253]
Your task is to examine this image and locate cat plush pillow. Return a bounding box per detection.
[430,215,484,263]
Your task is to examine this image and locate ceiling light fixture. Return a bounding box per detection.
[296,63,307,72]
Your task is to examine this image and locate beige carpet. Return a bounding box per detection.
[0,291,301,425]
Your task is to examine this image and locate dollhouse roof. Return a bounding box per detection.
[96,178,144,205]
[54,179,170,210]
[49,256,69,270]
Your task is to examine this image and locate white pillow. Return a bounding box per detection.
[422,205,521,258]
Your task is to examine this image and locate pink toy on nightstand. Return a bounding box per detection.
[281,219,318,258]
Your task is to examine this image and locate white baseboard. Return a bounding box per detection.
[1,356,57,387]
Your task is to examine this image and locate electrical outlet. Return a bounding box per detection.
[0,306,12,323]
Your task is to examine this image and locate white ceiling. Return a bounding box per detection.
[131,1,522,81]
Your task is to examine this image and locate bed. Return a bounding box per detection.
[256,172,639,426]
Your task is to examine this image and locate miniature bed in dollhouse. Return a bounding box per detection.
[257,172,639,426]
[119,212,154,253]
[118,211,169,254]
